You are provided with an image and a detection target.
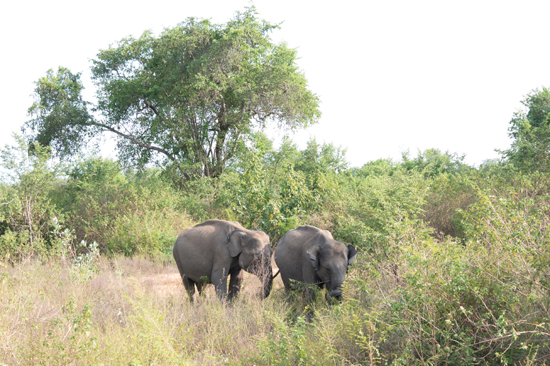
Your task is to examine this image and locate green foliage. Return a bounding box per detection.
[401,148,470,177]
[261,135,301,174]
[176,177,220,222]
[0,147,191,260]
[49,216,93,270]
[26,67,92,157]
[217,152,324,243]
[462,176,550,290]
[0,134,61,261]
[325,169,430,252]
[38,300,98,364]
[26,7,320,180]
[294,138,348,175]
[58,157,191,256]
[353,158,399,177]
[387,227,550,364]
[10,78,550,364]
[348,171,550,364]
[502,86,550,172]
[422,172,476,239]
[71,240,101,280]
[258,315,318,366]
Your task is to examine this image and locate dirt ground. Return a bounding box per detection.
[131,261,283,300]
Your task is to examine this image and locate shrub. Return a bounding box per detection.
[0,135,61,261]
[422,173,476,239]
[217,153,325,244]
[57,157,192,256]
[322,169,429,254]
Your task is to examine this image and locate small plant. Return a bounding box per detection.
[50,216,77,262]
[72,240,100,279]
[258,314,317,366]
[199,275,211,284]
[38,300,98,364]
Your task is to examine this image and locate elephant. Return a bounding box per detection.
[172,219,274,301]
[274,225,358,301]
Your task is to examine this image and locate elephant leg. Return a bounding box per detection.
[182,275,197,302]
[302,268,321,304]
[228,268,244,301]
[211,268,229,299]
[281,274,291,294]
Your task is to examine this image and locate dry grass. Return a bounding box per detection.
[3,251,464,366]
[0,256,303,365]
[4,245,548,365]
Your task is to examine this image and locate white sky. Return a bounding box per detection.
[2,0,550,168]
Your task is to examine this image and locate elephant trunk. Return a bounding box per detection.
[328,275,346,300]
[260,263,274,299]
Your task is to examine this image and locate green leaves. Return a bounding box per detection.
[401,148,470,177]
[217,151,324,244]
[0,134,61,260]
[501,87,550,172]
[24,8,320,181]
[26,67,92,159]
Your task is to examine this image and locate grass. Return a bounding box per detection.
[0,256,332,365]
[3,238,550,365]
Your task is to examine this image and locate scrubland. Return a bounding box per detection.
[2,139,550,364]
[0,257,289,365]
[0,256,375,365]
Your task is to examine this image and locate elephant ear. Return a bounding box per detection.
[306,244,321,271]
[347,245,358,266]
[226,231,245,257]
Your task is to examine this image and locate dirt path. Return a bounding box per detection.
[133,263,283,299]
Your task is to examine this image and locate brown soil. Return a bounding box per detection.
[130,262,283,300]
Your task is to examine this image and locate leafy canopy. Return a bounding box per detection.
[25,7,320,179]
[401,148,470,177]
[501,86,550,172]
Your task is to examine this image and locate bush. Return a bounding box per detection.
[0,135,62,261]
[321,169,429,253]
[216,153,326,244]
[56,157,192,256]
[421,173,476,239]
[348,173,550,364]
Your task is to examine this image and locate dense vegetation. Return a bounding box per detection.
[3,8,550,366]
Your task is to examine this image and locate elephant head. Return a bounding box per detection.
[227,230,274,298]
[306,240,358,300]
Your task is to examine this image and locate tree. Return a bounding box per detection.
[401,148,469,177]
[25,7,320,179]
[0,134,60,258]
[353,158,398,177]
[501,87,550,172]
[294,138,348,174]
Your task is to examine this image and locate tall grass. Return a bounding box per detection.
[2,238,550,365]
[0,257,321,365]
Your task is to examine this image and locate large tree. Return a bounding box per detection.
[25,8,320,178]
[501,87,550,172]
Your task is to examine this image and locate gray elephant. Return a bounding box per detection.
[274,225,358,301]
[173,219,274,301]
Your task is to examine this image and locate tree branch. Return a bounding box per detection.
[92,121,178,163]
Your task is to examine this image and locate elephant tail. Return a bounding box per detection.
[272,269,280,279]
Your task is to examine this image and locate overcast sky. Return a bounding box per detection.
[2,0,550,167]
